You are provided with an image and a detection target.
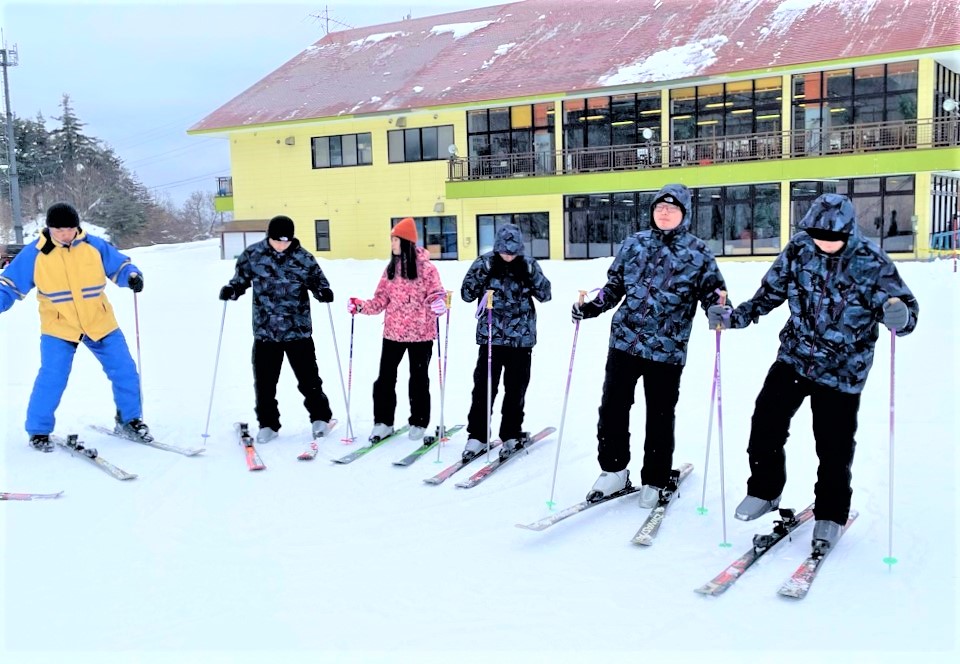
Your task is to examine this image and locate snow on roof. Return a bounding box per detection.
[191,0,960,133]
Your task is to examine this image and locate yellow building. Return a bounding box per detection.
[190,0,960,262]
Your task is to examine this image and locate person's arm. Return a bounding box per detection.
[728,249,792,328]
[460,256,490,303]
[0,244,39,313]
[87,235,141,287]
[523,257,552,303]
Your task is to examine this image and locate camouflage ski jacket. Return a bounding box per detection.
[585,184,727,366]
[460,253,552,347]
[728,193,918,393]
[227,238,330,342]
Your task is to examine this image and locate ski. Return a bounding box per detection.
[331,425,411,465]
[454,427,557,489]
[235,422,265,471]
[777,510,859,599]
[52,434,138,481]
[393,424,464,467]
[630,462,694,545]
[89,424,205,457]
[1,491,65,501]
[516,485,642,532]
[296,419,339,461]
[694,504,815,596]
[423,440,505,485]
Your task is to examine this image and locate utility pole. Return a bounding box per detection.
[1,43,23,244]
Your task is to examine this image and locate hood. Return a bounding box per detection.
[650,183,692,235]
[797,193,858,236]
[493,224,525,256]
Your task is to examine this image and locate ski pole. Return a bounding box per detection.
[435,291,453,463]
[698,290,726,516]
[201,300,228,444]
[345,313,355,443]
[714,291,731,548]
[485,289,494,460]
[326,303,355,443]
[546,289,587,510]
[132,290,144,417]
[884,327,898,568]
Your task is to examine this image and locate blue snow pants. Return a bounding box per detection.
[26,330,142,435]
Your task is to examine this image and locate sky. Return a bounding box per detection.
[0,0,512,206]
[1,238,957,662]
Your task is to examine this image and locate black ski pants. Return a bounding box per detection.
[746,361,860,524]
[596,347,683,488]
[372,338,433,428]
[466,345,533,444]
[253,337,332,431]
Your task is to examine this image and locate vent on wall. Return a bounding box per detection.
[395,116,407,128]
[284,136,296,146]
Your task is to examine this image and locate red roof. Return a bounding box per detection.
[191,0,960,132]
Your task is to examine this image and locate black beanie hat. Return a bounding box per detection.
[46,202,81,229]
[268,215,295,241]
[652,192,686,219]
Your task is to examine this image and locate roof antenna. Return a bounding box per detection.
[309,5,354,36]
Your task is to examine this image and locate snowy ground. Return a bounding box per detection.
[1,238,957,663]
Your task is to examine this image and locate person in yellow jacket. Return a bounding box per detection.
[0,202,149,451]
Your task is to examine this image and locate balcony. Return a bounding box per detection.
[214,176,234,213]
[448,117,960,182]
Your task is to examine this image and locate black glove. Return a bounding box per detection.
[127,273,144,293]
[571,299,602,323]
[219,285,238,301]
[316,287,334,303]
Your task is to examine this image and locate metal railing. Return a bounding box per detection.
[448,117,960,181]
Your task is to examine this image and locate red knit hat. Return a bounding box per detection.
[391,217,418,243]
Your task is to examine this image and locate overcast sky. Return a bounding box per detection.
[1,0,511,207]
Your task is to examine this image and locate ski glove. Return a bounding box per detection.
[882,297,909,331]
[128,273,144,293]
[707,304,732,330]
[315,287,334,303]
[347,297,363,315]
[429,296,447,316]
[571,300,601,323]
[219,285,239,301]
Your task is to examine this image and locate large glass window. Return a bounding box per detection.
[476,212,550,259]
[312,133,373,168]
[789,175,915,252]
[467,103,554,176]
[387,126,454,163]
[792,62,917,154]
[391,216,458,259]
[566,185,782,258]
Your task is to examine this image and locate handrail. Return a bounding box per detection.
[448,116,959,181]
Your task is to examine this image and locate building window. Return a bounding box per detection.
[790,175,915,252]
[563,192,656,258]
[691,184,781,256]
[476,213,550,259]
[311,133,372,168]
[564,92,661,153]
[387,126,454,163]
[668,78,781,146]
[792,62,917,154]
[391,216,457,259]
[565,185,782,259]
[314,219,330,251]
[467,103,555,176]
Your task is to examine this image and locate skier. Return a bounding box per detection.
[572,184,728,507]
[347,217,446,441]
[219,214,335,443]
[707,192,918,550]
[459,224,552,461]
[0,202,149,450]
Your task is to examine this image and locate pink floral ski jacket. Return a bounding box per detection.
[358,247,444,342]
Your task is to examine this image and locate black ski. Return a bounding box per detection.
[630,462,693,545]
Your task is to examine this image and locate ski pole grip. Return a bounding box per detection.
[717,290,727,306]
[577,290,587,306]
[485,289,494,309]
[445,290,452,308]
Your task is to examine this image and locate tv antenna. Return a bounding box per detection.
[309,6,355,36]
